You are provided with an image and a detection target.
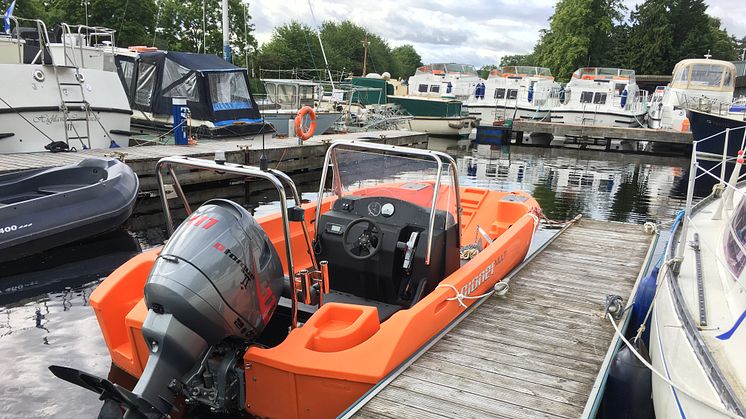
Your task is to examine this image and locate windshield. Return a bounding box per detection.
[329,148,458,229]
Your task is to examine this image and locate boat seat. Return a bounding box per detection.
[322,290,401,322]
[37,184,88,194]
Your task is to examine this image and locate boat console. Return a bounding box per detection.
[316,192,460,317]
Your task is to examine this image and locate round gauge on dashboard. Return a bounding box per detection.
[367,201,381,217]
[381,203,395,217]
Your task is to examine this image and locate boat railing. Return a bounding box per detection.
[58,23,116,68]
[676,124,746,288]
[7,17,52,65]
[681,94,746,120]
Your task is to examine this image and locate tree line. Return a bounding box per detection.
[496,0,745,81]
[256,20,423,81]
[7,0,422,79]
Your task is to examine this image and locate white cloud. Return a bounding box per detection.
[247,0,745,68]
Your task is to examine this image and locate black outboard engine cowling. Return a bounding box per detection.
[133,199,284,416]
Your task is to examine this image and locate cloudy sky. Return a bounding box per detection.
[248,0,745,68]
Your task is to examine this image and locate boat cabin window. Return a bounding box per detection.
[724,199,746,277]
[691,64,727,88]
[135,61,156,107]
[430,85,440,93]
[118,60,135,92]
[580,91,594,103]
[266,83,297,109]
[593,92,607,104]
[418,84,428,93]
[161,59,199,101]
[494,88,506,99]
[507,89,518,100]
[614,84,627,96]
[209,72,252,111]
[299,85,315,108]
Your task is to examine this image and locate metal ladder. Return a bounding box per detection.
[45,22,92,150]
[52,66,92,150]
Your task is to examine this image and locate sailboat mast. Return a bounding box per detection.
[362,35,368,76]
[307,0,335,90]
[222,0,231,61]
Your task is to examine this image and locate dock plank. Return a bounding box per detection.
[351,219,651,418]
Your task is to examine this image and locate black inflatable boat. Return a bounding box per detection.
[0,158,138,264]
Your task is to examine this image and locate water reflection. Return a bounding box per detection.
[0,231,140,418]
[431,139,689,224]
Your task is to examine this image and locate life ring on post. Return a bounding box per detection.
[295,106,317,141]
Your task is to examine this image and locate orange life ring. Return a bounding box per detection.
[294,106,317,141]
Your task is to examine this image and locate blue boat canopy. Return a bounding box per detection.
[115,51,262,126]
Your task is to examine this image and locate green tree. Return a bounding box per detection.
[533,0,625,80]
[9,0,158,47]
[155,0,256,65]
[256,22,323,77]
[627,0,737,74]
[391,44,422,79]
[256,20,422,82]
[500,54,535,67]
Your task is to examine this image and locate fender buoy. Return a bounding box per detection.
[295,106,317,141]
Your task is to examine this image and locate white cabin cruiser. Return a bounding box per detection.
[648,59,736,130]
[0,19,131,153]
[407,63,480,101]
[259,79,342,136]
[464,66,560,124]
[551,67,647,128]
[650,133,746,418]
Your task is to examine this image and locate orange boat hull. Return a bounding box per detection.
[90,187,539,418]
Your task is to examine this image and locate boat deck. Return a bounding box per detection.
[345,219,653,418]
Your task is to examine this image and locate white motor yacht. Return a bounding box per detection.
[550,67,647,128]
[0,19,131,153]
[464,66,560,124]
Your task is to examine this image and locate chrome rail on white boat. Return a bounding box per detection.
[676,125,746,265]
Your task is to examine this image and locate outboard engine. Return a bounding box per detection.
[133,199,283,416]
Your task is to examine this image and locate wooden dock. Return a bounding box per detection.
[0,131,428,230]
[344,219,654,419]
[512,120,692,150]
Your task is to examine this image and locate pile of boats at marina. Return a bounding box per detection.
[1,17,745,154]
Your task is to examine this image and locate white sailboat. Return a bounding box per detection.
[649,127,746,418]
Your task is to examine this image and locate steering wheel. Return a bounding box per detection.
[342,218,383,260]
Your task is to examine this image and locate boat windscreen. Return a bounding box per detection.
[330,148,458,228]
[691,64,730,88]
[208,72,253,111]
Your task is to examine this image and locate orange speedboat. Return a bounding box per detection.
[51,141,540,418]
